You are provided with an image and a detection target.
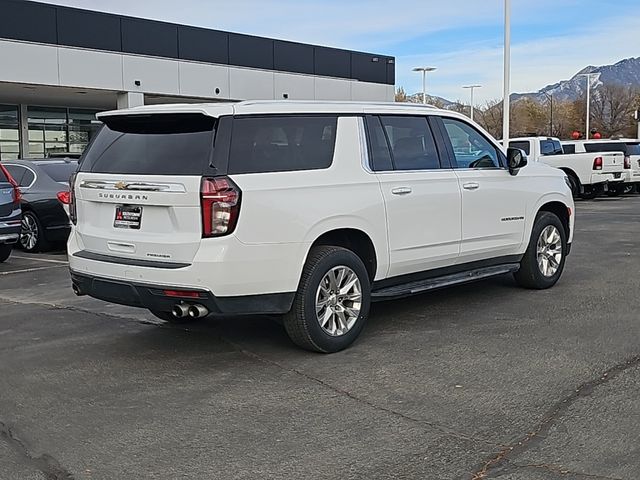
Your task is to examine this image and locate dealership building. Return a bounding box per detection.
[0,0,396,160]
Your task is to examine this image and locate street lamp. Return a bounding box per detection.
[543,92,553,136]
[503,0,511,142]
[412,66,437,105]
[578,73,597,139]
[463,85,482,122]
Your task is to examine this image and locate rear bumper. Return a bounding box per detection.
[590,172,623,185]
[70,271,295,315]
[0,222,21,244]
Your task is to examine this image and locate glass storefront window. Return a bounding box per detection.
[0,105,19,161]
[27,106,100,158]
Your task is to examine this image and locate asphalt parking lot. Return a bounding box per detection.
[1,197,639,480]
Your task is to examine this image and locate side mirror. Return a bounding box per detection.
[507,147,528,175]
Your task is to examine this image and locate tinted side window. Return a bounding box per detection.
[509,141,530,155]
[441,118,501,169]
[540,139,562,156]
[584,143,626,154]
[3,165,25,185]
[39,163,78,183]
[21,168,35,187]
[380,116,440,170]
[562,144,575,154]
[364,116,392,171]
[228,116,337,174]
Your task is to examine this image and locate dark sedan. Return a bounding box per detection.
[3,159,77,252]
[0,164,22,262]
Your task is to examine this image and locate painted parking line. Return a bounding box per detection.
[0,265,66,276]
[10,255,69,265]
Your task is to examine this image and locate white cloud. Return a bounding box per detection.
[396,12,640,103]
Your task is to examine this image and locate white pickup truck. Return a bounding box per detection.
[506,137,625,199]
[562,139,640,195]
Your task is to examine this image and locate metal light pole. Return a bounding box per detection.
[543,92,553,136]
[463,85,482,122]
[579,73,597,139]
[412,67,437,104]
[502,0,511,142]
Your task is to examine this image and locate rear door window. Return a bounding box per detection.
[228,115,337,174]
[80,114,216,175]
[379,116,441,170]
[540,139,563,156]
[509,141,530,155]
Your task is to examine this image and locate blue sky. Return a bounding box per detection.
[45,0,640,103]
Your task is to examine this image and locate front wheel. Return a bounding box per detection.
[514,212,567,289]
[284,246,371,353]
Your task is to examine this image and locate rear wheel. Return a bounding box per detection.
[284,246,371,353]
[579,187,598,200]
[0,244,12,263]
[20,211,50,253]
[514,212,567,289]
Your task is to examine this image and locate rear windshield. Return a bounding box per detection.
[509,141,530,155]
[80,114,216,175]
[38,162,78,183]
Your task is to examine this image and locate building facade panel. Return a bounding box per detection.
[314,77,352,101]
[58,49,124,91]
[56,7,123,52]
[0,40,59,86]
[274,73,315,100]
[229,68,275,100]
[122,56,180,95]
[178,62,230,99]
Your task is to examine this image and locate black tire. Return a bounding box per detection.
[606,185,621,197]
[566,173,580,198]
[579,188,598,200]
[284,246,371,353]
[149,309,198,323]
[514,211,567,289]
[19,211,50,253]
[0,244,12,263]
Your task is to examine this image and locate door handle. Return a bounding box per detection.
[462,182,480,191]
[391,187,412,195]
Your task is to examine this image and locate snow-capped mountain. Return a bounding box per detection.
[515,57,640,102]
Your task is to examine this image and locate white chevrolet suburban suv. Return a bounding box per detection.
[69,101,574,352]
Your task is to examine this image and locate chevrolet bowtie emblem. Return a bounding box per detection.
[114,181,128,190]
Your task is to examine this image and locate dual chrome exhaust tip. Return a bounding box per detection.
[172,303,209,319]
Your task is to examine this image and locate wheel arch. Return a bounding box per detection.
[537,201,571,240]
[308,228,378,282]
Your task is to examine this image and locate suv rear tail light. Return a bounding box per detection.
[69,172,77,225]
[0,164,21,204]
[57,191,71,204]
[201,177,241,237]
[624,155,631,169]
[593,157,603,170]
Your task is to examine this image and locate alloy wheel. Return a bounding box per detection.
[20,214,38,251]
[536,225,562,277]
[315,266,362,336]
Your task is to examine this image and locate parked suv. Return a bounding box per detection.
[69,101,574,352]
[0,163,22,262]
